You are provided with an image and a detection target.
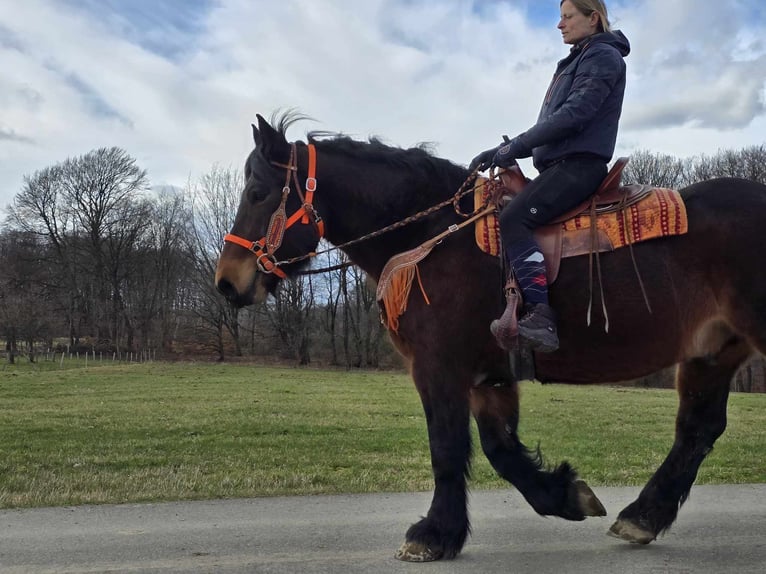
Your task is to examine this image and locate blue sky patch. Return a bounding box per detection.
[471,0,555,27]
[47,63,133,127]
[61,0,213,61]
[0,23,26,53]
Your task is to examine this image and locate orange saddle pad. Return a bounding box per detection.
[474,180,688,258]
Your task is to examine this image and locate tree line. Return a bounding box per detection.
[0,148,386,367]
[2,144,765,387]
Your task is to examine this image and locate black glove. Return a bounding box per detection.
[492,137,525,169]
[468,145,500,172]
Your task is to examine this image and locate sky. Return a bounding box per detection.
[2,0,766,212]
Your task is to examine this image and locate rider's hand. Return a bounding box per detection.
[468,145,501,172]
[492,137,526,169]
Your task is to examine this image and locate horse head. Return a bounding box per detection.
[215,114,323,307]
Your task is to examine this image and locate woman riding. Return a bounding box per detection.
[470,0,630,353]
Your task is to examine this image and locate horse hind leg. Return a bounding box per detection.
[610,335,752,544]
[470,382,606,520]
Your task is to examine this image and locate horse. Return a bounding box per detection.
[215,112,766,562]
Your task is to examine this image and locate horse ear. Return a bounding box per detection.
[255,114,290,164]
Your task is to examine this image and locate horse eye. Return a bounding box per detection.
[246,186,262,203]
[246,180,272,203]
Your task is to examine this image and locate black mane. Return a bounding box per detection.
[310,134,443,170]
[265,110,470,218]
[268,109,465,181]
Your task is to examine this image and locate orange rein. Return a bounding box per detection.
[223,143,324,279]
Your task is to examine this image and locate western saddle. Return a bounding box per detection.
[499,157,652,221]
[498,157,653,284]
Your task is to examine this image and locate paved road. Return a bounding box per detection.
[1,485,765,573]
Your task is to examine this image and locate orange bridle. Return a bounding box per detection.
[223,143,325,279]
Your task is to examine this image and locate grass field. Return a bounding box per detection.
[0,361,764,509]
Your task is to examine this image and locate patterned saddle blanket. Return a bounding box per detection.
[474,180,688,283]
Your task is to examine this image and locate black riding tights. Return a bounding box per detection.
[498,157,607,306]
[499,156,608,245]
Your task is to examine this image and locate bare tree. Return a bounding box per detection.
[340,264,385,368]
[738,146,766,184]
[316,245,347,365]
[56,147,149,347]
[264,274,316,364]
[0,230,56,362]
[142,188,190,353]
[622,149,691,189]
[687,145,766,185]
[8,165,84,347]
[8,148,150,351]
[186,165,243,359]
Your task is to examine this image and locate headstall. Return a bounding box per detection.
[223,143,324,279]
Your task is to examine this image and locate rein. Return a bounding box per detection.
[282,171,483,266]
[224,140,490,277]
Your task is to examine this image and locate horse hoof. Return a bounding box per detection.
[395,541,442,562]
[575,480,607,517]
[608,518,655,544]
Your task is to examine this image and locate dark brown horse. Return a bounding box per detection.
[215,113,766,562]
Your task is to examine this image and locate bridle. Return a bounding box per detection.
[222,140,494,280]
[223,142,324,279]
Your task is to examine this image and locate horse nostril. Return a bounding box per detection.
[217,277,238,301]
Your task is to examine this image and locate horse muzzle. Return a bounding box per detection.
[215,255,270,307]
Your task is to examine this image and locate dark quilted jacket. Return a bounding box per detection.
[515,31,630,171]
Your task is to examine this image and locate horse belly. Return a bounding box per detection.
[535,319,683,384]
[536,241,705,384]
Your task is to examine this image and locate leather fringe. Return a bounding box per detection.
[379,260,430,333]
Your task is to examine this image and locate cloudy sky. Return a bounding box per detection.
[2,0,765,211]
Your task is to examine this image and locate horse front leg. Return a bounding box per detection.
[471,382,606,520]
[610,339,749,544]
[396,363,472,562]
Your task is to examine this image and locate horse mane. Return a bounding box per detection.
[270,108,436,156]
[268,108,314,137]
[268,109,466,192]
[309,134,439,169]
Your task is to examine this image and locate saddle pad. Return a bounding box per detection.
[475,182,688,257]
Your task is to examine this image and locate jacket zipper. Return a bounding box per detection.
[544,40,593,105]
[544,74,563,104]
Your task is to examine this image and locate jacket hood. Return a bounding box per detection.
[586,30,630,57]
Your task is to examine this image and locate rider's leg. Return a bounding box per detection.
[492,156,607,352]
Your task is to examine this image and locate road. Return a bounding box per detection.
[1,485,765,573]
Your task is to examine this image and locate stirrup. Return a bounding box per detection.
[490,278,521,350]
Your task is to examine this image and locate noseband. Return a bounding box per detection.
[223,143,325,279]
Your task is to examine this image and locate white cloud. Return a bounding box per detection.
[1,0,765,213]
[617,0,766,131]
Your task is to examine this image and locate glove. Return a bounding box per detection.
[468,145,500,172]
[492,137,526,169]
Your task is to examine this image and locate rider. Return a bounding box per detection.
[470,0,630,353]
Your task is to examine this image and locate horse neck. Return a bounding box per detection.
[315,150,465,280]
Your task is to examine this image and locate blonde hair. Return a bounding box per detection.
[560,0,611,32]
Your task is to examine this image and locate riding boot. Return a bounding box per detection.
[497,237,559,353]
[518,303,559,353]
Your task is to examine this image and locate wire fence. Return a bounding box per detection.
[2,344,765,392]
[2,346,157,371]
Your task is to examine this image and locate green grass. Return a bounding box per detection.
[0,362,764,508]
